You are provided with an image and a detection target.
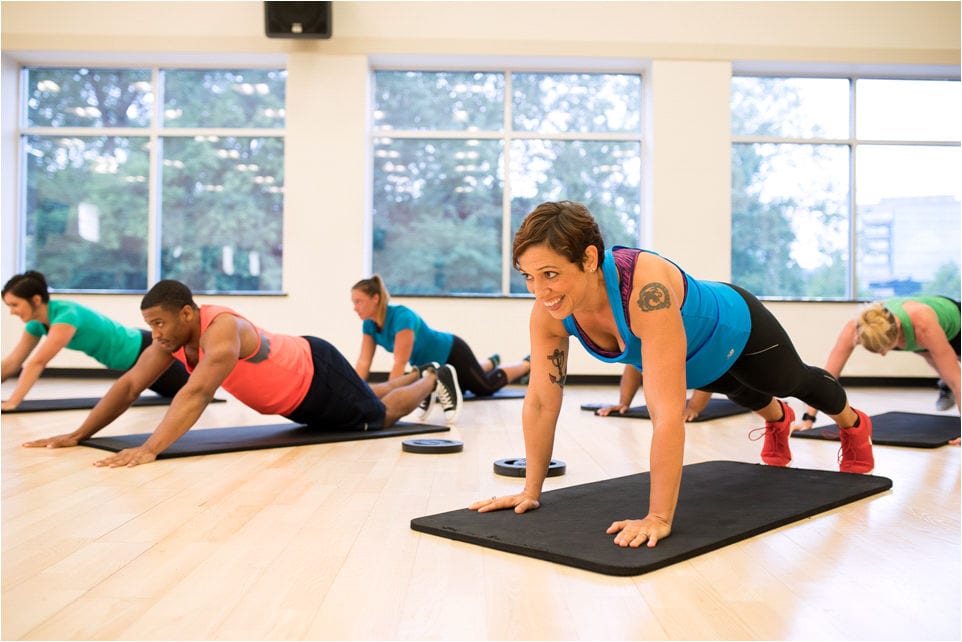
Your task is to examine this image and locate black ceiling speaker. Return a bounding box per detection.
[264,2,332,39]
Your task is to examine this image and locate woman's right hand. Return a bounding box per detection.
[469,492,541,514]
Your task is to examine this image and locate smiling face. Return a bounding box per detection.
[3,292,43,324]
[517,243,598,319]
[351,289,380,321]
[141,304,195,353]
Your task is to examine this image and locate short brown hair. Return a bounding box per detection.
[512,201,605,272]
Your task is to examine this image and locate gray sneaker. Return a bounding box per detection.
[435,364,463,425]
[936,380,955,411]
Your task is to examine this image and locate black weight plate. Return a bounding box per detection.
[493,457,566,477]
[402,438,464,454]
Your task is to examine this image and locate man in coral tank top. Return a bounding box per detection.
[23,280,458,467]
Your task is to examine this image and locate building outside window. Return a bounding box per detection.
[731,75,960,300]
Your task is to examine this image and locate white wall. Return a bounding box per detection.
[1,1,958,378]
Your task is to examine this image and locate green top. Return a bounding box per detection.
[25,300,143,370]
[884,296,961,352]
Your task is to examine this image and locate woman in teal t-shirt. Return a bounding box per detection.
[350,275,530,395]
[1,271,189,410]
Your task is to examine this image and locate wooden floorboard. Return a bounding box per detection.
[2,378,959,640]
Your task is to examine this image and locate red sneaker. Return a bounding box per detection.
[750,400,794,467]
[838,408,874,474]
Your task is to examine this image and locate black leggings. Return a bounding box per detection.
[137,330,190,398]
[446,335,507,396]
[698,284,849,415]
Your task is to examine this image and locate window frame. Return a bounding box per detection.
[15,62,288,295]
[368,61,646,298]
[730,63,961,301]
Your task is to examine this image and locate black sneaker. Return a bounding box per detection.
[435,364,463,425]
[936,380,955,411]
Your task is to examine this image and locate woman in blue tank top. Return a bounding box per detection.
[470,201,875,550]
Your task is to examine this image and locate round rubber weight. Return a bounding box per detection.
[493,457,566,477]
[401,438,464,454]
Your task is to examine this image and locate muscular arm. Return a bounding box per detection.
[92,315,244,467]
[604,254,687,547]
[630,259,687,531]
[22,343,173,448]
[2,324,75,410]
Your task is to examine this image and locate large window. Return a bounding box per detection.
[731,75,960,300]
[20,67,286,293]
[371,70,643,296]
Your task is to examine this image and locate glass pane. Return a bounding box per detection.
[162,69,287,128]
[373,71,504,132]
[856,79,961,142]
[732,77,849,139]
[856,145,961,298]
[161,136,284,292]
[509,139,642,293]
[23,135,149,290]
[25,68,153,128]
[371,137,504,294]
[512,73,641,134]
[731,143,850,298]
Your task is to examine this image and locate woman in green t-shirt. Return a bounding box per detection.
[1,271,189,410]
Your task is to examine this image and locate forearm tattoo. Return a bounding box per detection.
[547,349,567,387]
[637,282,671,311]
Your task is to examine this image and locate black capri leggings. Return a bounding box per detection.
[698,284,849,415]
[445,335,508,397]
[137,330,190,398]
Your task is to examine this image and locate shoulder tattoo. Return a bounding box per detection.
[637,282,670,311]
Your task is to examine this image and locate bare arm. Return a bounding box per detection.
[22,343,173,448]
[803,318,858,426]
[354,334,377,380]
[1,331,41,382]
[390,328,415,379]
[909,303,961,413]
[684,390,713,421]
[2,324,76,410]
[471,303,567,514]
[597,365,642,416]
[607,255,687,548]
[92,315,244,468]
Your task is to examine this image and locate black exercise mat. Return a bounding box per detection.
[464,388,526,401]
[81,421,449,458]
[411,460,892,576]
[579,397,749,422]
[1,396,225,414]
[792,411,960,448]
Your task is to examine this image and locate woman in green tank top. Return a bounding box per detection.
[801,296,960,442]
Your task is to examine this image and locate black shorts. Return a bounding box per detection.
[284,336,386,430]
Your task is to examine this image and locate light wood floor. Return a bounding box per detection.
[2,377,959,641]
